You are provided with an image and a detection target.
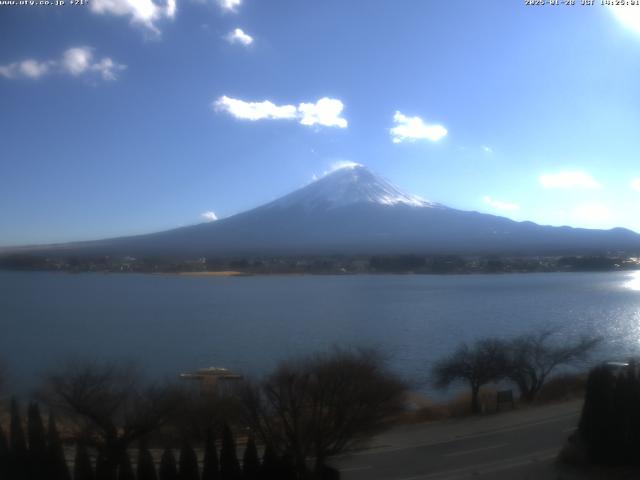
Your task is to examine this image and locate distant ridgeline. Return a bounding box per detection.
[0,253,638,274]
[4,166,640,264]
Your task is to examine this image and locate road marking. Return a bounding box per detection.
[394,448,558,480]
[442,442,508,457]
[340,465,372,472]
[563,427,576,433]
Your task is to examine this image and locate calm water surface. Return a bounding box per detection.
[2,271,640,392]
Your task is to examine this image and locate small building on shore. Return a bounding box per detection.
[180,367,243,394]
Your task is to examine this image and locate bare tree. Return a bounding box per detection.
[242,348,406,478]
[39,360,182,477]
[167,387,243,443]
[506,329,600,403]
[432,339,508,414]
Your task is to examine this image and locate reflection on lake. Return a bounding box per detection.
[2,271,640,393]
[624,270,640,292]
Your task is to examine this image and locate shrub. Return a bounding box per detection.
[577,361,640,465]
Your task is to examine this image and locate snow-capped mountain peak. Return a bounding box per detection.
[265,164,440,211]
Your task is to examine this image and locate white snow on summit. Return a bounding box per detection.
[266,164,440,211]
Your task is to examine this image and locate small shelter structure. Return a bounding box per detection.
[180,367,243,393]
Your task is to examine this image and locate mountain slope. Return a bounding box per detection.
[7,165,640,257]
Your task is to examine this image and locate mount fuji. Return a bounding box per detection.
[8,164,640,258]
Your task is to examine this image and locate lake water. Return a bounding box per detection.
[2,270,640,394]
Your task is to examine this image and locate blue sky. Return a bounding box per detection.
[2,0,640,246]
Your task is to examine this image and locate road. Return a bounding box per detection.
[330,400,582,480]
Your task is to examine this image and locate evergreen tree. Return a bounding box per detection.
[242,437,259,480]
[96,450,117,480]
[27,402,47,478]
[579,365,616,464]
[159,448,179,480]
[179,438,199,480]
[137,441,158,480]
[278,453,295,480]
[10,397,28,480]
[117,450,136,480]
[47,412,72,480]
[0,424,9,479]
[258,444,278,480]
[201,427,219,480]
[576,362,640,465]
[73,443,95,480]
[258,447,294,480]
[220,424,241,480]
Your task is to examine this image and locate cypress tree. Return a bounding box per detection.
[220,424,241,480]
[0,424,9,479]
[178,438,199,480]
[258,444,278,480]
[117,450,136,480]
[242,437,259,480]
[27,402,47,478]
[258,447,294,480]
[201,427,219,480]
[579,365,616,464]
[10,397,28,480]
[278,453,295,480]
[96,450,117,480]
[159,448,179,480]
[137,440,158,480]
[47,412,72,480]
[73,443,95,480]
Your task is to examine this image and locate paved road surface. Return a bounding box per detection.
[330,400,582,480]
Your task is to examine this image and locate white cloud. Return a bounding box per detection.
[89,0,176,33]
[310,161,362,181]
[539,171,601,189]
[327,161,362,173]
[298,98,348,128]
[62,47,93,75]
[214,96,297,121]
[632,178,640,191]
[482,145,493,153]
[90,57,126,80]
[213,96,348,128]
[483,196,520,212]
[166,0,176,17]
[0,47,125,82]
[390,111,447,143]
[0,59,52,79]
[217,0,241,12]
[20,59,51,78]
[225,28,253,46]
[610,5,640,34]
[61,47,125,80]
[201,211,218,222]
